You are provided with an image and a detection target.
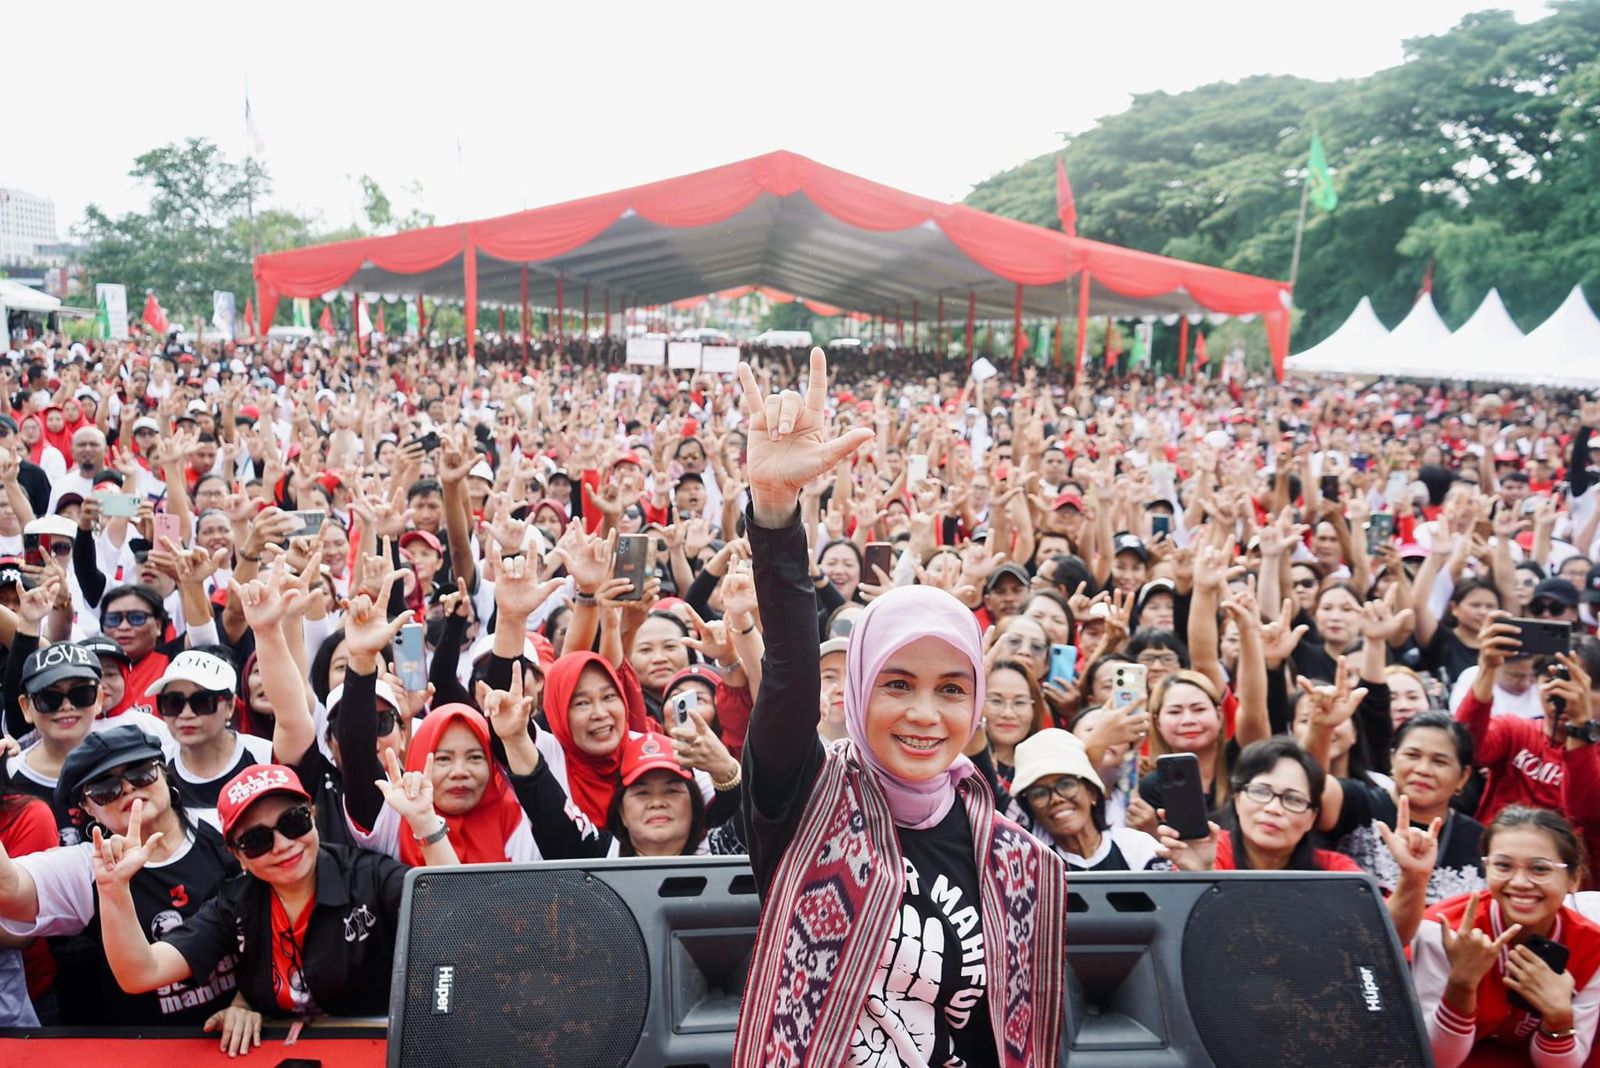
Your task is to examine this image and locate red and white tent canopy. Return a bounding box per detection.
[254,150,1293,372]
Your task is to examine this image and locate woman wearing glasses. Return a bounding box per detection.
[99,578,221,718]
[144,649,272,828]
[983,659,1049,790]
[91,758,456,1021]
[1410,807,1600,1067]
[0,725,241,1030]
[1010,729,1164,872]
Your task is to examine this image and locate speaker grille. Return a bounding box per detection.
[1181,880,1427,1068]
[396,869,650,1067]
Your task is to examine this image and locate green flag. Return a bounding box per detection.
[96,291,111,340]
[292,298,311,328]
[1131,322,1151,365]
[1307,134,1337,212]
[405,299,420,338]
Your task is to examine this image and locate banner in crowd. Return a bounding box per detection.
[1133,322,1153,365]
[625,337,666,366]
[667,341,702,369]
[94,284,129,340]
[405,299,420,339]
[700,345,740,372]
[293,298,312,328]
[212,291,237,341]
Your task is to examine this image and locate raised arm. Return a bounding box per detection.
[90,803,196,994]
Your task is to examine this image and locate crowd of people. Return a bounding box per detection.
[0,326,1596,1065]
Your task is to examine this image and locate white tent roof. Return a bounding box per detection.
[0,278,60,314]
[1377,292,1455,377]
[1439,288,1525,382]
[1284,296,1390,374]
[1510,285,1600,388]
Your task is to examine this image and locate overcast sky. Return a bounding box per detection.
[8,0,1554,236]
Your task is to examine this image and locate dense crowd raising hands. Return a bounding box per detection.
[0,328,1595,1064]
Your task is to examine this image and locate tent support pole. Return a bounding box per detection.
[966,290,976,356]
[1012,284,1024,375]
[463,231,478,360]
[583,284,590,338]
[936,294,945,354]
[1075,270,1091,378]
[556,276,565,339]
[911,300,919,350]
[1178,316,1190,377]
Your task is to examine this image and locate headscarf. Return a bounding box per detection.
[543,652,628,824]
[40,407,74,458]
[18,413,47,465]
[844,585,986,829]
[398,703,524,867]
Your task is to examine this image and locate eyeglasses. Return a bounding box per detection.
[80,760,163,807]
[1136,652,1181,668]
[1021,778,1087,808]
[1293,577,1319,590]
[31,682,100,713]
[1485,854,1569,885]
[985,695,1035,713]
[1528,599,1568,618]
[103,610,154,629]
[1000,634,1047,656]
[44,539,71,557]
[1238,782,1315,814]
[231,803,316,858]
[156,689,227,718]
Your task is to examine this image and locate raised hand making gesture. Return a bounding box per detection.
[737,347,874,527]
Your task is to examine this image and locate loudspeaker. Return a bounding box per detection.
[1063,872,1433,1068]
[388,857,759,1068]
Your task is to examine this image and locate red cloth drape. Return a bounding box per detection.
[1178,317,1190,377]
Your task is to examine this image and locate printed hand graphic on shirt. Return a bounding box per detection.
[851,903,945,1067]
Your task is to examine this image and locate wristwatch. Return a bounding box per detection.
[413,819,451,846]
[1566,721,1600,745]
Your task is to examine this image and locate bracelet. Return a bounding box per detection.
[238,551,261,563]
[711,766,743,792]
[1539,1025,1576,1040]
[736,621,757,636]
[412,819,451,846]
[574,591,597,607]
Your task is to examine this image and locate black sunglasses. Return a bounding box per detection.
[1528,599,1568,617]
[231,803,316,858]
[327,706,399,737]
[31,683,100,713]
[81,759,163,807]
[103,610,154,629]
[156,689,227,718]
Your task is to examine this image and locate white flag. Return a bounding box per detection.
[245,95,266,156]
[356,297,373,339]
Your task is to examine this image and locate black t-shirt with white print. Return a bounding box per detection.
[852,802,996,1068]
[1329,777,1486,903]
[170,732,275,819]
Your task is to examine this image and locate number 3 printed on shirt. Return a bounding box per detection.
[853,903,945,1066]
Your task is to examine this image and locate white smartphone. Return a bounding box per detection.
[396,623,427,692]
[669,690,698,726]
[1110,663,1148,710]
[906,454,929,484]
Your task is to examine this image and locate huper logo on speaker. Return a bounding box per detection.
[1359,966,1383,1012]
[432,965,454,1014]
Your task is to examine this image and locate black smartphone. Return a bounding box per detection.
[1506,934,1569,1012]
[864,542,892,584]
[1509,618,1573,657]
[1150,514,1171,538]
[1351,453,1371,472]
[613,534,653,600]
[408,430,441,452]
[21,532,44,570]
[1156,753,1211,840]
[1320,474,1341,501]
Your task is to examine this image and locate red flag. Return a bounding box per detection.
[1194,331,1209,372]
[1104,319,1121,370]
[318,305,335,335]
[243,297,255,337]
[1417,258,1435,303]
[141,292,169,335]
[1054,155,1078,237]
[376,303,387,337]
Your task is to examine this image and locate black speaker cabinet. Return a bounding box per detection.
[1064,871,1433,1068]
[388,857,759,1068]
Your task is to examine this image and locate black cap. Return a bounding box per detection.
[1533,577,1581,609]
[1585,568,1600,605]
[55,724,165,810]
[22,643,102,693]
[0,414,16,434]
[1113,532,1150,562]
[983,563,1030,593]
[78,634,132,666]
[91,468,124,488]
[0,561,31,590]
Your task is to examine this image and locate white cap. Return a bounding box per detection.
[132,416,160,434]
[1010,729,1102,799]
[185,399,208,415]
[467,460,495,483]
[325,679,402,713]
[144,649,239,697]
[25,515,77,541]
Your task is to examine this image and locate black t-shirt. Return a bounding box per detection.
[291,745,362,851]
[1419,626,1477,684]
[1328,778,1486,902]
[854,804,995,1066]
[4,753,80,846]
[1136,739,1240,816]
[169,733,271,811]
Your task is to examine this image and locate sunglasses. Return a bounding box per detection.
[1293,577,1319,590]
[1528,599,1567,618]
[326,707,399,737]
[157,689,227,718]
[231,803,316,858]
[103,610,154,629]
[31,683,100,713]
[80,759,163,807]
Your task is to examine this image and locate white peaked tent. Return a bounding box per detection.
[1510,285,1600,388]
[1376,292,1455,378]
[1283,296,1390,374]
[1439,288,1525,382]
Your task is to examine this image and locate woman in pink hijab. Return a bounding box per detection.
[731,349,1066,1068]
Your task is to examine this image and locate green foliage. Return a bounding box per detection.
[965,1,1600,346]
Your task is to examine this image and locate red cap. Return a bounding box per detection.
[681,418,699,438]
[315,471,344,494]
[237,405,260,421]
[400,529,443,555]
[611,451,644,469]
[217,764,311,839]
[620,732,690,787]
[1053,492,1084,511]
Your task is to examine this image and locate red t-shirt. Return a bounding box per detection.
[1454,689,1565,824]
[109,651,171,718]
[1,798,59,997]
[1214,828,1361,872]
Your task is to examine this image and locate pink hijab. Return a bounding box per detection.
[843,585,986,829]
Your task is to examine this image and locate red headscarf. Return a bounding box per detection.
[543,652,629,824]
[39,407,74,458]
[398,704,524,867]
[18,413,47,465]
